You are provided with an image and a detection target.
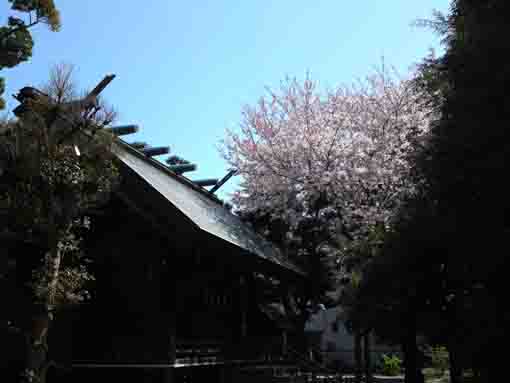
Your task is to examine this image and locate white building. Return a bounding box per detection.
[305,306,401,369]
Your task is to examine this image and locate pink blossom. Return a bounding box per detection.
[221,65,434,239]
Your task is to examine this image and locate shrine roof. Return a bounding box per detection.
[114,140,305,277]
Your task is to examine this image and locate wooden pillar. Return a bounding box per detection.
[402,307,424,383]
[162,368,174,383]
[163,325,175,383]
[219,365,233,383]
[168,313,176,365]
[239,275,248,339]
[162,255,177,383]
[282,330,288,356]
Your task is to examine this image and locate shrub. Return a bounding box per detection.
[425,345,449,375]
[380,353,402,376]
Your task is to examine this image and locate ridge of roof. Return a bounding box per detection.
[114,139,225,205]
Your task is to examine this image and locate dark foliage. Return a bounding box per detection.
[351,1,510,381]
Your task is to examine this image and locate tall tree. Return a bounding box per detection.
[0,64,118,382]
[352,1,510,382]
[416,1,510,381]
[0,0,61,109]
[222,66,433,329]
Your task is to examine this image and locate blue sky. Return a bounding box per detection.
[2,1,450,200]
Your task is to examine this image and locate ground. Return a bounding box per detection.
[423,368,481,383]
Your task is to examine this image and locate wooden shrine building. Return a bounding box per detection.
[1,77,312,382]
[48,140,308,382]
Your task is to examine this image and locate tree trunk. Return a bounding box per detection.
[363,332,372,383]
[479,367,489,383]
[46,247,62,309]
[354,331,362,383]
[21,307,52,383]
[402,308,422,383]
[21,202,62,383]
[448,291,463,383]
[282,288,308,354]
[448,342,463,383]
[402,335,415,383]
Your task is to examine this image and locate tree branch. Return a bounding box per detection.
[0,18,40,41]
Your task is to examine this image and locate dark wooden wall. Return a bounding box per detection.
[65,192,268,364]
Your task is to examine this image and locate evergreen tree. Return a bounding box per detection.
[351,2,510,382]
[0,0,60,109]
[0,64,118,382]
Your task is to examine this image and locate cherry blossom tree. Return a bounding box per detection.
[222,64,433,306]
[222,65,434,375]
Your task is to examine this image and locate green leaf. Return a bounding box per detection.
[0,26,34,69]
